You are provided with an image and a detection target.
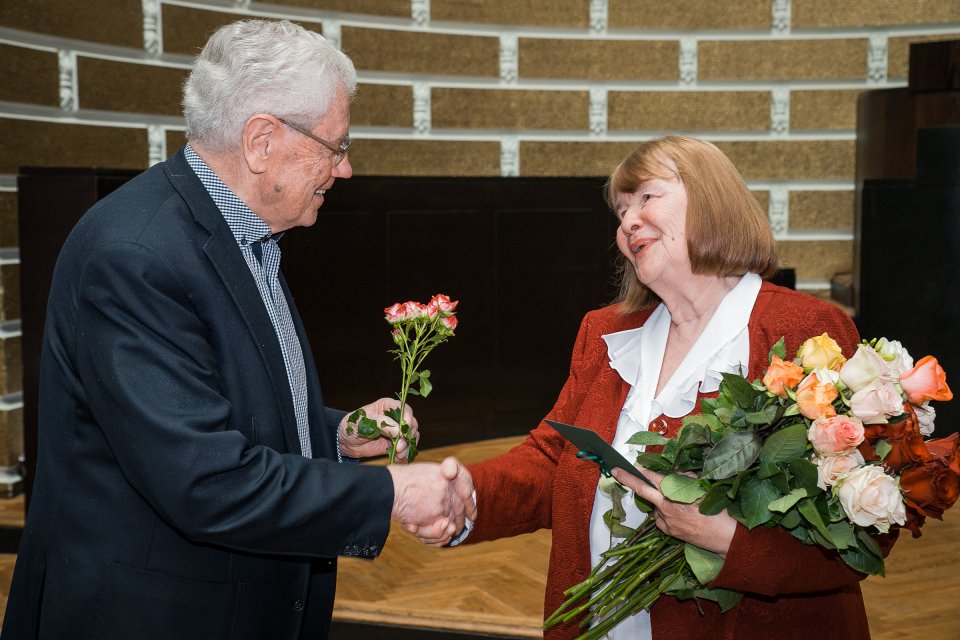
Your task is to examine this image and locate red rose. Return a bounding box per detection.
[899,460,960,519]
[884,429,935,471]
[902,507,927,538]
[925,433,960,475]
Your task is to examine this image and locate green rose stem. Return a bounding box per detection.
[390,318,435,464]
[544,520,689,640]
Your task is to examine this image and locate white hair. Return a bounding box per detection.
[183,19,357,152]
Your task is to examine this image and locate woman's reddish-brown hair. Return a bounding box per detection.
[605,135,778,312]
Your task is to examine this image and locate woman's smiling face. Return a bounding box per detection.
[614,174,691,294]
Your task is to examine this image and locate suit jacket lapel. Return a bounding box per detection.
[162,150,302,455]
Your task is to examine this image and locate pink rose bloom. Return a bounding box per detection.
[403,301,427,319]
[384,303,406,323]
[814,450,865,490]
[429,294,458,313]
[807,414,865,457]
[849,381,905,424]
[836,465,906,533]
[440,315,458,332]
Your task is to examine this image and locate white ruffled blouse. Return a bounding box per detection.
[586,273,762,639]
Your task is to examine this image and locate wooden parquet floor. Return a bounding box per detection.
[336,436,960,639]
[0,437,957,639]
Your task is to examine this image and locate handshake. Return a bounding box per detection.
[387,457,476,547]
[339,398,476,547]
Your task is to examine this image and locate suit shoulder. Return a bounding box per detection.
[70,165,193,249]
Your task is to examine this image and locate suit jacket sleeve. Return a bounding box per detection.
[73,240,393,557]
[711,291,900,596]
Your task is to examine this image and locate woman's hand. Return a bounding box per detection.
[612,467,738,557]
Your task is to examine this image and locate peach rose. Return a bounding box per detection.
[836,465,906,533]
[797,333,846,371]
[796,372,838,420]
[814,450,864,490]
[900,355,953,405]
[807,414,865,457]
[763,354,805,398]
[849,382,905,424]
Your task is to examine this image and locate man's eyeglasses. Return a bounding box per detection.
[276,117,351,166]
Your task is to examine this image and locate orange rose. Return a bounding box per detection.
[763,354,805,398]
[900,355,953,404]
[796,372,838,420]
[899,460,960,519]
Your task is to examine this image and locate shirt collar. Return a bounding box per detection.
[184,144,273,247]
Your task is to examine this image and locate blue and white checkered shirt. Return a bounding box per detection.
[185,145,314,459]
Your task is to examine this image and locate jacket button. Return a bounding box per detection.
[292,599,305,612]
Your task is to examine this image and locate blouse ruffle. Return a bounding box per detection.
[602,273,763,426]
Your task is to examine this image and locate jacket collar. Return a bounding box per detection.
[161,148,305,455]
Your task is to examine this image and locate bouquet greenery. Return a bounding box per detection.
[545,334,956,639]
[345,294,458,463]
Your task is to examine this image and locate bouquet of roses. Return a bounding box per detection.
[345,294,458,463]
[545,334,956,639]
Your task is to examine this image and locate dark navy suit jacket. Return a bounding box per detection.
[3,149,393,639]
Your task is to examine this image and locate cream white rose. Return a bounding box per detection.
[840,345,893,393]
[849,381,904,424]
[914,401,937,436]
[814,450,864,490]
[875,338,914,378]
[812,367,842,387]
[836,465,906,533]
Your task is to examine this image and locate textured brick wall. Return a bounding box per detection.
[0,0,958,477]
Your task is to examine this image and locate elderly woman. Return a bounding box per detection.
[457,136,889,639]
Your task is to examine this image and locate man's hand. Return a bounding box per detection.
[339,398,418,460]
[388,457,477,547]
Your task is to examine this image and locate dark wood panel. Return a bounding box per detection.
[279,177,617,448]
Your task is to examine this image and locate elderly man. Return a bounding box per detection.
[3,19,474,640]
